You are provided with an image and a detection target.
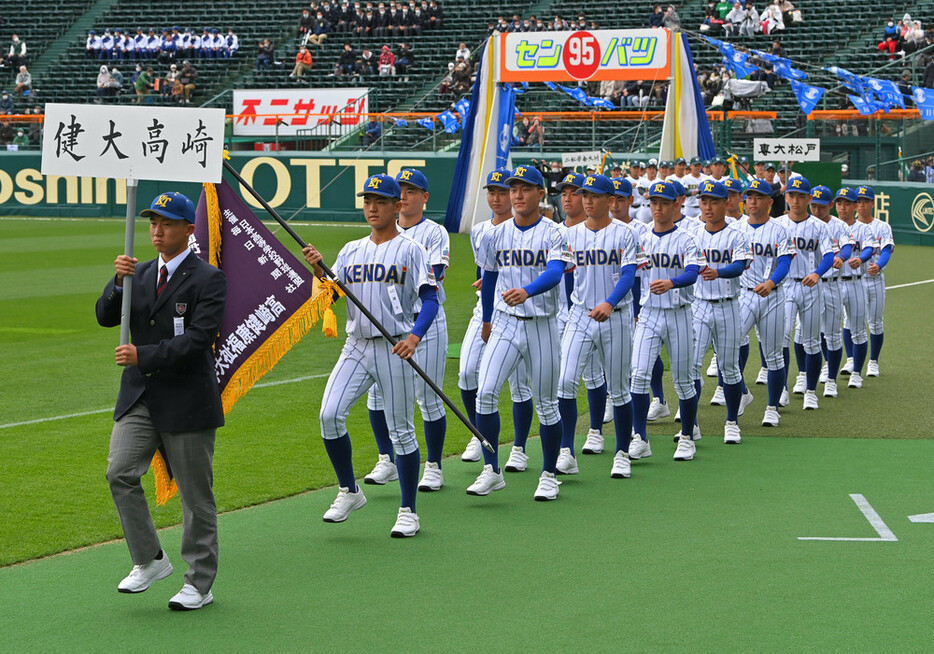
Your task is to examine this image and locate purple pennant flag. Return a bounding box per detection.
[191,178,324,412]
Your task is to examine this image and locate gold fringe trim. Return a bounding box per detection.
[152,448,179,506]
[202,182,222,268]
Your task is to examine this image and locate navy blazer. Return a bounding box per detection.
[96,251,227,432]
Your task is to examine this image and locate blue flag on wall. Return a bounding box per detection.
[416,117,434,130]
[454,97,471,117]
[437,110,460,133]
[911,86,934,119]
[866,77,905,110]
[558,83,593,106]
[848,94,882,115]
[790,80,825,115]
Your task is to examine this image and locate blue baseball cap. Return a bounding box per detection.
[396,168,429,191]
[555,172,586,191]
[612,177,633,197]
[810,185,832,205]
[722,177,744,194]
[576,174,615,195]
[357,173,401,198]
[744,178,773,196]
[505,165,545,188]
[786,176,812,195]
[648,180,677,200]
[699,179,728,199]
[670,179,686,197]
[140,192,196,223]
[483,167,511,189]
[856,185,875,200]
[835,187,857,202]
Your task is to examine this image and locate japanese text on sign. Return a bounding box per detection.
[232,88,369,137]
[753,138,821,162]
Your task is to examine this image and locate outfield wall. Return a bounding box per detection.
[0,153,930,246]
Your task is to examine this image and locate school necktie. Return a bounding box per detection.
[157,266,168,295]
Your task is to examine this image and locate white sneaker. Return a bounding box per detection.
[738,391,754,416]
[461,437,482,462]
[168,583,213,611]
[792,372,807,394]
[629,435,652,460]
[603,401,614,424]
[647,399,670,421]
[840,357,854,375]
[755,367,769,385]
[780,389,790,407]
[556,447,579,475]
[417,461,443,492]
[504,446,528,472]
[819,363,829,383]
[673,435,696,461]
[674,407,681,423]
[323,486,367,522]
[390,507,420,537]
[582,429,604,454]
[466,465,506,495]
[673,424,702,442]
[364,454,398,485]
[867,360,880,377]
[724,421,741,444]
[710,386,726,406]
[706,354,719,377]
[823,380,837,398]
[611,451,631,478]
[762,406,780,427]
[848,373,863,389]
[117,552,173,593]
[533,471,561,501]
[803,390,819,410]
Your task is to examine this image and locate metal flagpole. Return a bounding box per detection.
[119,178,138,346]
[221,159,496,454]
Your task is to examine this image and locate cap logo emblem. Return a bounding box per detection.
[400,170,412,180]
[491,172,502,181]
[155,194,171,208]
[792,179,802,188]
[585,177,595,186]
[367,177,382,189]
[515,166,526,177]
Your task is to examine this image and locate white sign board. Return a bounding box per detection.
[232,88,369,137]
[753,138,821,163]
[562,151,603,168]
[41,104,225,183]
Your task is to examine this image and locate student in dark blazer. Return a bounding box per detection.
[96,191,226,611]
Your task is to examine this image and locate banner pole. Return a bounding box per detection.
[119,178,138,346]
[221,159,495,454]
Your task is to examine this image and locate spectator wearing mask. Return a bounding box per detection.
[0,90,13,114]
[14,65,31,97]
[395,43,414,77]
[649,5,665,28]
[360,46,376,73]
[290,45,314,78]
[439,61,455,94]
[86,30,101,59]
[455,42,470,62]
[298,9,314,39]
[663,5,681,28]
[410,5,426,36]
[178,61,197,103]
[427,0,443,29]
[256,39,274,70]
[363,119,381,146]
[308,12,331,45]
[526,116,544,147]
[96,65,115,102]
[162,63,180,101]
[336,43,356,75]
[225,29,239,58]
[12,128,28,149]
[378,44,395,76]
[7,34,27,68]
[134,66,154,103]
[738,3,760,36]
[451,57,471,94]
[724,2,744,36]
[762,0,784,34]
[373,4,391,38]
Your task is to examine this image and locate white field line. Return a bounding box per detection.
[798,494,898,542]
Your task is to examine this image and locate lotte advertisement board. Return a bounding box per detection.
[232,88,369,137]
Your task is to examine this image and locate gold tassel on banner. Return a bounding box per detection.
[152,447,178,506]
[202,182,223,268]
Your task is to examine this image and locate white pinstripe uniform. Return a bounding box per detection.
[631,225,706,399]
[320,234,436,454]
[841,220,876,344]
[367,217,449,421]
[681,173,702,218]
[817,216,854,350]
[693,223,753,385]
[559,220,639,406]
[775,213,837,354]
[635,175,656,224]
[736,218,794,369]
[627,173,645,221]
[458,219,532,402]
[476,218,572,424]
[861,218,894,335]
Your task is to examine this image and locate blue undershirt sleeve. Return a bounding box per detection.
[605,264,637,306]
[475,265,482,281]
[814,251,835,276]
[631,274,642,307]
[859,246,874,262]
[432,263,446,285]
[523,259,566,297]
[670,264,700,288]
[411,285,438,338]
[769,253,792,285]
[481,270,498,322]
[564,271,574,308]
[716,259,747,279]
[838,243,852,261]
[877,244,893,268]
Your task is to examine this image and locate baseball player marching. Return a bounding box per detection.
[854,185,894,377]
[303,174,438,538]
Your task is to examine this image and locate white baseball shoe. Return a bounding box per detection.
[603,401,614,424]
[738,391,754,416]
[417,461,443,492]
[673,424,701,442]
[706,354,719,377]
[819,363,829,383]
[792,372,807,395]
[582,429,605,454]
[556,447,579,475]
[647,399,670,421]
[168,583,213,611]
[848,373,863,389]
[629,435,652,460]
[323,486,367,522]
[461,437,482,462]
[611,451,631,478]
[867,360,880,377]
[755,367,769,385]
[724,421,741,444]
[390,507,420,538]
[466,465,506,496]
[364,454,398,485]
[534,471,561,501]
[504,445,528,472]
[117,552,173,593]
[840,357,854,375]
[762,406,780,427]
[803,390,819,410]
[823,380,838,398]
[673,435,696,461]
[674,407,681,423]
[780,389,790,407]
[710,386,726,406]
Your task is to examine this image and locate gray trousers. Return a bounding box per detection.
[106,401,217,594]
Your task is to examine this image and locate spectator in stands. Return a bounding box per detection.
[456,42,469,62]
[553,14,569,30]
[162,63,179,102]
[716,0,732,18]
[779,0,795,26]
[335,2,353,33]
[702,3,725,33]
[411,4,426,36]
[898,69,914,106]
[877,33,898,59]
[762,0,784,34]
[12,127,28,149]
[738,3,761,36]
[527,116,544,147]
[299,8,314,39]
[398,4,415,37]
[907,160,925,182]
[157,29,176,64]
[663,5,681,28]
[395,43,414,78]
[111,66,124,91]
[904,20,925,55]
[724,2,744,36]
[291,45,314,78]
[178,29,193,59]
[308,12,331,45]
[389,5,404,36]
[353,6,369,36]
[451,58,471,94]
[360,46,376,73]
[363,119,381,146]
[378,44,395,76]
[649,5,665,28]
[256,39,274,71]
[514,117,530,145]
[336,43,356,75]
[883,19,898,41]
[439,61,454,95]
[86,30,101,59]
[13,65,31,97]
[373,4,391,38]
[7,34,26,68]
[132,28,146,58]
[428,0,443,29]
[134,66,154,103]
[225,29,239,58]
[0,90,13,114]
[601,79,624,106]
[100,29,115,60]
[95,65,114,102]
[178,60,197,103]
[146,29,161,59]
[923,54,934,88]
